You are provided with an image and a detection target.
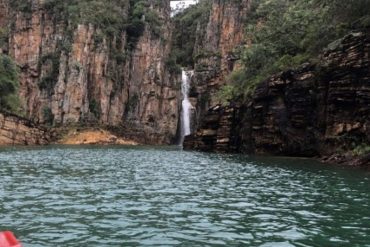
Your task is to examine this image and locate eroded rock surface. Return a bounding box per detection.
[188,0,251,130]
[185,31,370,163]
[0,112,49,145]
[0,0,180,144]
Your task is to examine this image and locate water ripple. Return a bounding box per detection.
[0,146,370,246]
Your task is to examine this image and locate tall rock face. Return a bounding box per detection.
[0,0,180,144]
[184,31,370,158]
[188,0,251,130]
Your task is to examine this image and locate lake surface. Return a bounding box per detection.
[0,146,369,246]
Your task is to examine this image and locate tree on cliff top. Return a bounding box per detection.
[171,0,211,68]
[0,54,19,112]
[218,0,370,102]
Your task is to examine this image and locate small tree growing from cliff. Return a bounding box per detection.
[0,54,20,112]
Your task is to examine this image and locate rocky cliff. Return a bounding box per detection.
[0,111,49,145]
[185,31,370,164]
[0,0,180,144]
[187,0,251,131]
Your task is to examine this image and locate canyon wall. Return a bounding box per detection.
[0,0,180,144]
[0,0,251,145]
[188,0,251,130]
[184,31,370,160]
[0,111,49,145]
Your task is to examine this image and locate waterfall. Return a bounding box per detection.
[180,70,193,145]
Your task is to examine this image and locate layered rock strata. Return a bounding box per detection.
[0,112,49,145]
[185,31,370,164]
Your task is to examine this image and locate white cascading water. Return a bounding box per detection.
[180,70,193,145]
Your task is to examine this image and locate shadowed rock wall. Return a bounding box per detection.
[185,32,370,159]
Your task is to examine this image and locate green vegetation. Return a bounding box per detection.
[171,0,212,68]
[11,0,164,46]
[0,28,8,47]
[126,93,139,113]
[0,54,20,112]
[353,144,370,156]
[41,0,129,38]
[42,107,54,125]
[218,0,370,102]
[38,53,60,94]
[10,1,33,14]
[126,0,163,48]
[165,56,182,74]
[40,0,163,43]
[89,99,101,119]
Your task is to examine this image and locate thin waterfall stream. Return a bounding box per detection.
[180,70,193,145]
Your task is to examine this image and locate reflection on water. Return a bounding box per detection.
[0,146,369,246]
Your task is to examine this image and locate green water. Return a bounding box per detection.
[0,146,369,246]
